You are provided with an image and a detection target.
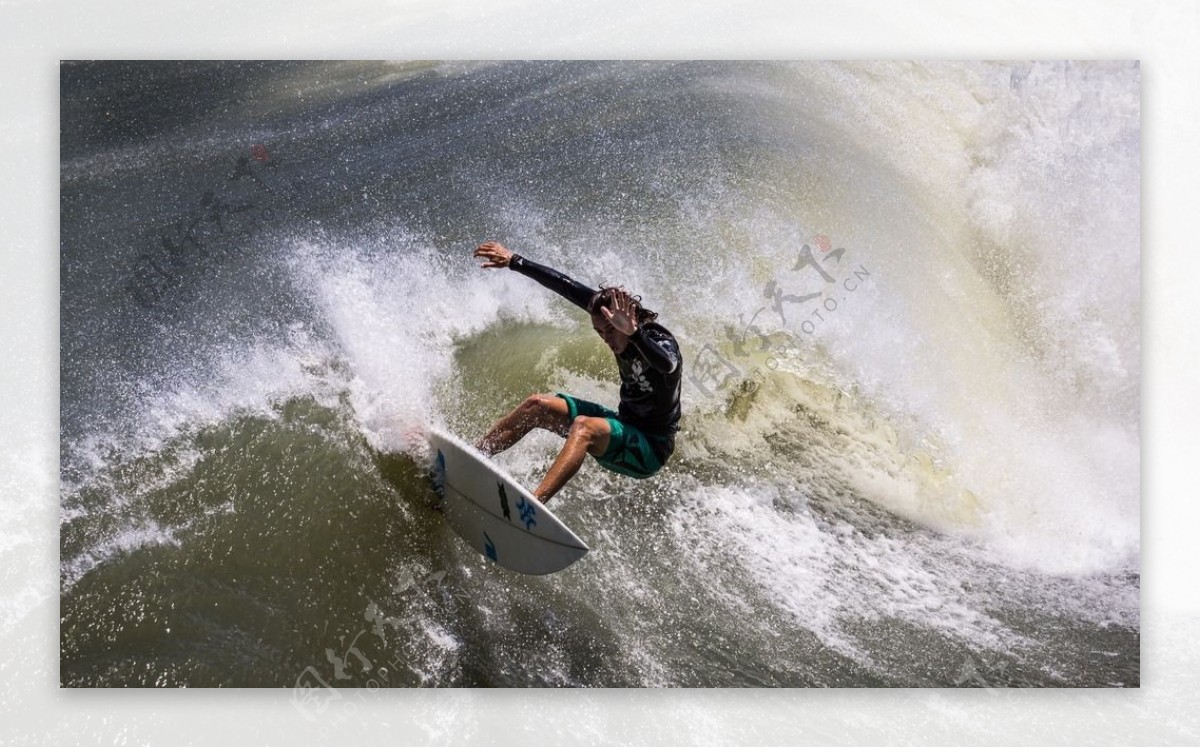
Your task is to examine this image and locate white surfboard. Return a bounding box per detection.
[428,427,589,575]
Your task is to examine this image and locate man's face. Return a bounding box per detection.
[591,312,628,354]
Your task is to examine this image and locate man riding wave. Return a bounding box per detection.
[472,242,683,504]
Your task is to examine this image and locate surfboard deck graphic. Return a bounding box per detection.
[428,427,589,575]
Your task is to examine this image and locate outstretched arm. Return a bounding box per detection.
[474,242,594,311]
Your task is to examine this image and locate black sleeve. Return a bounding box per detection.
[628,327,680,374]
[508,254,595,311]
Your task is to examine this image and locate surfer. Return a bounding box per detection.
[472,242,683,504]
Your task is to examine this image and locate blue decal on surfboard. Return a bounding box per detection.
[483,531,497,561]
[516,496,537,530]
[433,450,447,499]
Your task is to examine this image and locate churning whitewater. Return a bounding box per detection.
[60,61,1139,687]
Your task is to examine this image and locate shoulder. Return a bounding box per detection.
[643,321,677,336]
[640,321,674,338]
[639,323,681,352]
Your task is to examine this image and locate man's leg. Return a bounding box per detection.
[533,416,611,503]
[476,394,571,456]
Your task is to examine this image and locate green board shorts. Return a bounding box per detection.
[556,392,670,479]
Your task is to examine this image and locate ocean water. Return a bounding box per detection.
[59,60,1139,687]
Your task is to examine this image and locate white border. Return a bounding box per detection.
[4,0,1198,744]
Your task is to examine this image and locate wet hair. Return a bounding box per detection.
[587,285,659,326]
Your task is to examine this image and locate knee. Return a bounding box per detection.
[516,391,566,427]
[568,415,603,444]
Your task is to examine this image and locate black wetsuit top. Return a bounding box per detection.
[509,254,683,462]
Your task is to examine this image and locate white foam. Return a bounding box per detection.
[666,481,1014,663]
[286,232,563,454]
[61,519,181,589]
[62,326,341,498]
[680,62,1141,576]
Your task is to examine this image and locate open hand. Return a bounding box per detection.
[601,288,639,336]
[474,241,513,269]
